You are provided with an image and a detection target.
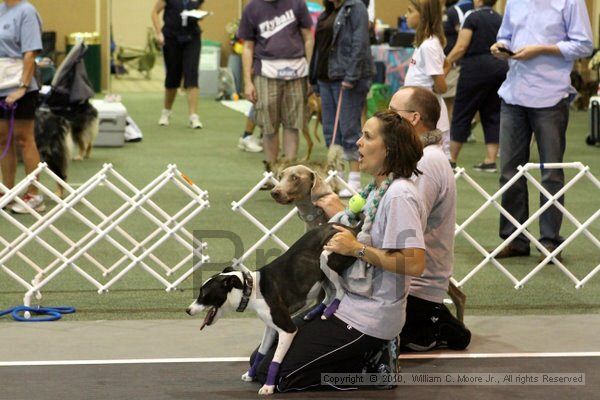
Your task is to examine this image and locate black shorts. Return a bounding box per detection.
[0,91,39,120]
[163,36,201,89]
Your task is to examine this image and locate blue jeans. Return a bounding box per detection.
[318,79,370,161]
[499,99,568,250]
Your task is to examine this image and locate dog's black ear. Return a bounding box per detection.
[223,275,244,291]
[222,266,235,273]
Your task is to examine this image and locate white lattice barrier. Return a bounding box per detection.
[230,170,357,270]
[0,163,210,308]
[233,163,599,290]
[454,162,600,289]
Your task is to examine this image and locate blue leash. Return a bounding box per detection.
[0,306,76,322]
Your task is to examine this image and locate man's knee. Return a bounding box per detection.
[401,296,471,351]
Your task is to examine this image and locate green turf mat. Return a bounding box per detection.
[1,93,598,321]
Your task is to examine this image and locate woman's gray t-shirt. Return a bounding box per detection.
[335,178,427,340]
[0,0,42,96]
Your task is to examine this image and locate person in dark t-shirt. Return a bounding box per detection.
[445,0,508,170]
[238,0,313,173]
[441,0,473,128]
[152,0,206,129]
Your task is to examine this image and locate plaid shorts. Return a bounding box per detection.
[254,75,306,135]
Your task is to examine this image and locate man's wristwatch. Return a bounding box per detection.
[357,245,367,260]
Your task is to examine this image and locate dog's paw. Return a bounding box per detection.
[258,384,275,395]
[304,303,326,321]
[321,299,340,320]
[73,155,83,161]
[241,371,255,382]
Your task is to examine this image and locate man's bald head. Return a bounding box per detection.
[390,86,440,132]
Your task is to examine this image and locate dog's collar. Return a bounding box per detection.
[298,207,324,224]
[236,271,253,312]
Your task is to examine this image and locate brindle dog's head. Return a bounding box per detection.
[270,165,332,204]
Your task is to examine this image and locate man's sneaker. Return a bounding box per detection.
[238,135,263,152]
[189,114,203,129]
[495,244,530,259]
[538,246,563,264]
[158,109,171,126]
[364,336,400,390]
[11,194,46,214]
[473,162,497,173]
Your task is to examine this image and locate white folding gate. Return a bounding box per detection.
[2,161,598,312]
[453,162,599,289]
[0,163,210,308]
[232,163,599,290]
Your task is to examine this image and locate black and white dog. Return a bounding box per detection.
[186,222,360,395]
[35,107,72,197]
[34,101,98,197]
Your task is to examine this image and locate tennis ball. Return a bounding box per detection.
[348,194,366,214]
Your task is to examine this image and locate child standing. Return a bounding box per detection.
[404,0,451,159]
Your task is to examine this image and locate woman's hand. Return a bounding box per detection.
[323,225,361,256]
[313,193,345,218]
[156,32,165,47]
[5,87,27,105]
[341,81,354,89]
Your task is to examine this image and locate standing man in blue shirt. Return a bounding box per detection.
[491,0,592,261]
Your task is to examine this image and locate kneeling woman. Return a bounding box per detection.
[252,110,427,392]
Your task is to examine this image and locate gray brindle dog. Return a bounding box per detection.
[269,165,466,321]
[270,165,333,230]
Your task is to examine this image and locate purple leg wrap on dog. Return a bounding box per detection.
[265,361,281,386]
[303,303,326,320]
[323,298,341,319]
[248,352,265,377]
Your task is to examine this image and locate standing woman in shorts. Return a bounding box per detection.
[0,0,45,213]
[152,0,204,129]
[445,0,508,172]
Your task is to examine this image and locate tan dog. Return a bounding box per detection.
[270,165,333,230]
[265,151,345,195]
[301,93,322,161]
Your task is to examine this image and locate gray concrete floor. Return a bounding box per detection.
[1,314,599,362]
[2,357,598,400]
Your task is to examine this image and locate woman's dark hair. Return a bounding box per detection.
[373,110,423,179]
[323,0,335,13]
[482,0,498,6]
